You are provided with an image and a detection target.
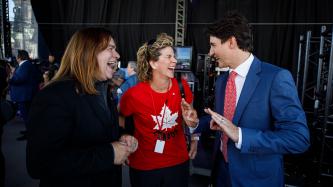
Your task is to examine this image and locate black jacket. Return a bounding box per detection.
[27,79,122,187]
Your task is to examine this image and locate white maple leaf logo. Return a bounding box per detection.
[152,104,178,131]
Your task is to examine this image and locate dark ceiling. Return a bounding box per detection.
[31,0,333,72]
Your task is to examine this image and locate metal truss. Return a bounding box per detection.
[175,0,186,46]
[1,0,11,58]
[297,25,333,181]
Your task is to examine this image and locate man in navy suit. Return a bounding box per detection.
[203,11,310,187]
[9,50,39,140]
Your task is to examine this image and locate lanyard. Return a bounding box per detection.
[150,80,170,131]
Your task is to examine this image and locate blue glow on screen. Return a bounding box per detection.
[176,47,192,60]
[175,47,192,70]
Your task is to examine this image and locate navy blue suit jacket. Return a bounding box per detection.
[198,57,310,187]
[9,61,39,102]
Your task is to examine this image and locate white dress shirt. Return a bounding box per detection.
[230,54,254,149]
[189,54,254,140]
[18,60,28,66]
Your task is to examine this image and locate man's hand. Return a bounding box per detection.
[204,108,239,143]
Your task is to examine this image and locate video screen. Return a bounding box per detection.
[175,46,192,70]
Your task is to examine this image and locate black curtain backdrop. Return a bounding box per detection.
[31,0,176,66]
[31,0,333,73]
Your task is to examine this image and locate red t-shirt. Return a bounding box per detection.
[119,78,193,170]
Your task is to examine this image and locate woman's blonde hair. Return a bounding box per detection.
[136,33,174,82]
[51,27,114,94]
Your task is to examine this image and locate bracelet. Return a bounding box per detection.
[191,135,200,141]
[189,121,199,134]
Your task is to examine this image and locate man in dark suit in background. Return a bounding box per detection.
[203,11,310,187]
[8,50,39,140]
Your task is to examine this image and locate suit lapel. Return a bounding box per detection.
[214,72,228,139]
[233,58,261,125]
[215,72,229,116]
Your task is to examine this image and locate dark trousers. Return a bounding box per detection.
[130,160,189,187]
[212,151,232,187]
[17,101,31,126]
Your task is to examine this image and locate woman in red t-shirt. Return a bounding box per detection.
[119,33,199,187]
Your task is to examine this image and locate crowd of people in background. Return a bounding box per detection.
[0,52,60,141]
[0,49,141,142]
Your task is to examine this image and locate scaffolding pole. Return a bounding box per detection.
[301,31,312,104]
[1,0,11,57]
[175,0,186,46]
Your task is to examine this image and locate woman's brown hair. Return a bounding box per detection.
[51,27,114,94]
[136,33,174,82]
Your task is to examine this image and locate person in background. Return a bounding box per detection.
[117,61,139,128]
[112,65,125,87]
[39,65,57,89]
[8,50,40,141]
[26,27,138,187]
[203,11,310,187]
[119,33,199,187]
[48,53,60,70]
[110,67,125,104]
[117,61,139,101]
[0,59,9,97]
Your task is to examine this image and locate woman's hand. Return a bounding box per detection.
[188,135,199,159]
[111,141,131,165]
[120,134,138,153]
[181,99,199,128]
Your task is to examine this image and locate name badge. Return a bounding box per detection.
[154,140,165,154]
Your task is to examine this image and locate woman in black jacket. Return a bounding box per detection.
[27,28,137,187]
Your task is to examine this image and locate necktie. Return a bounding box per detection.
[221,71,237,162]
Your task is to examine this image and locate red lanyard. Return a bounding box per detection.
[150,80,170,131]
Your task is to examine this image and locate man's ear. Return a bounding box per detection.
[229,36,238,49]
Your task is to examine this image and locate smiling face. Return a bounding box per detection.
[96,38,120,81]
[150,46,177,79]
[208,36,232,69]
[127,64,134,75]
